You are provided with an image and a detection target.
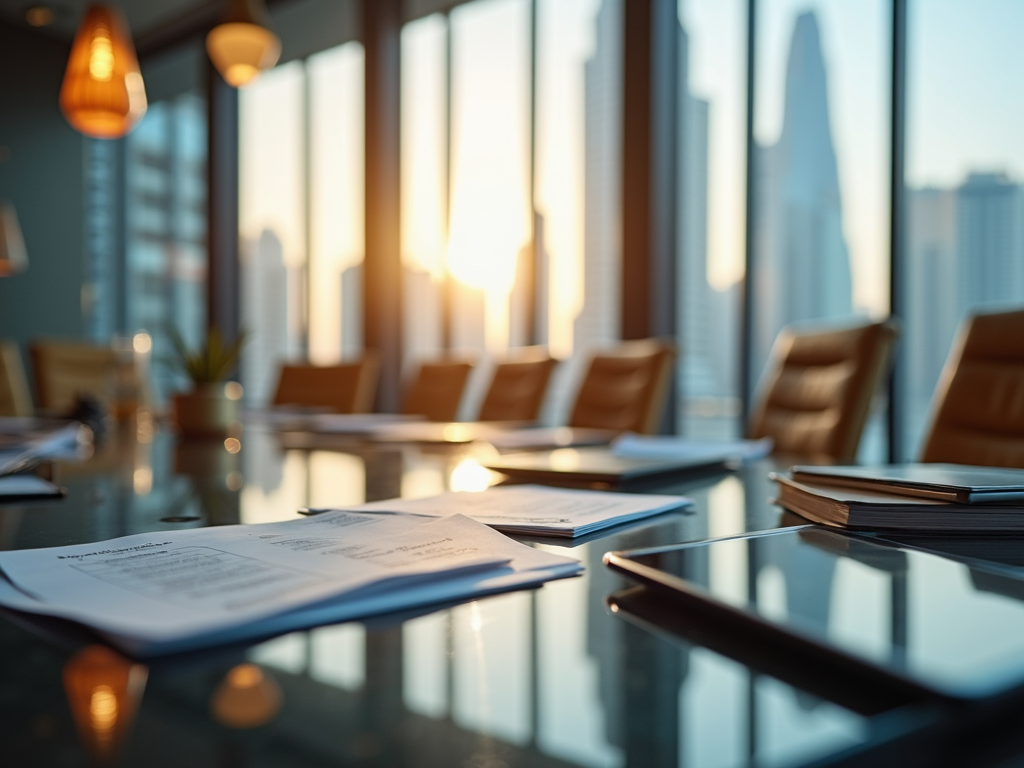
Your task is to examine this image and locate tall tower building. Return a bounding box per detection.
[340,262,363,358]
[751,11,852,378]
[242,229,290,406]
[956,172,1024,310]
[905,187,958,407]
[678,20,717,403]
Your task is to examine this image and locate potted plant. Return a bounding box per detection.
[166,327,247,437]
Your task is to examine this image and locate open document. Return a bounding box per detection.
[0,512,580,656]
[317,485,693,537]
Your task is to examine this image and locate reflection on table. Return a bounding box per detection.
[0,424,885,766]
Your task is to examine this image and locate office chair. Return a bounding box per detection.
[272,357,379,414]
[747,320,898,464]
[401,358,475,422]
[477,347,558,423]
[920,307,1024,468]
[567,338,676,434]
[0,341,33,417]
[30,339,140,418]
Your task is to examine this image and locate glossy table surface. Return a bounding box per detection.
[0,424,917,767]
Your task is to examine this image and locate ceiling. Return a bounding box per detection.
[0,0,464,57]
[0,0,221,44]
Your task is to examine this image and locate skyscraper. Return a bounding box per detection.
[956,172,1024,310]
[242,229,290,406]
[905,187,958,408]
[902,173,1024,450]
[751,11,853,378]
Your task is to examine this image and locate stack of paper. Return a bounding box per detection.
[0,420,89,475]
[483,446,732,487]
[0,511,581,656]
[610,433,773,464]
[772,464,1024,532]
[315,485,693,537]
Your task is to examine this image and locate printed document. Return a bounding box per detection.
[0,511,580,654]
[323,485,693,537]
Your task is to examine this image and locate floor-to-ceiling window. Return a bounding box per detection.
[751,0,891,458]
[239,43,365,407]
[676,0,746,440]
[899,0,1024,458]
[84,46,208,410]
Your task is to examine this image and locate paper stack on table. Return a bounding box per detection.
[0,511,581,656]
[315,484,693,538]
[0,420,89,476]
[772,464,1024,532]
[610,433,773,464]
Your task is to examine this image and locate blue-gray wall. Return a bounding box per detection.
[0,21,85,361]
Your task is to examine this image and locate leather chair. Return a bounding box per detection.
[920,308,1024,468]
[401,359,475,422]
[30,340,140,418]
[272,357,380,414]
[568,339,676,434]
[747,320,897,463]
[477,347,558,423]
[0,341,33,417]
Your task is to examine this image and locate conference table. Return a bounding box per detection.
[0,422,1014,766]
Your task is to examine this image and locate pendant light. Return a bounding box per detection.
[206,0,281,88]
[59,5,147,139]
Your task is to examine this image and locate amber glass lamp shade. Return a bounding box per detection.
[206,0,281,88]
[63,646,148,762]
[59,6,147,139]
[210,664,282,728]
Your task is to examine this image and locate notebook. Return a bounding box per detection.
[772,473,1024,532]
[789,464,1024,504]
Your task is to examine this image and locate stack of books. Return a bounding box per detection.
[771,464,1024,531]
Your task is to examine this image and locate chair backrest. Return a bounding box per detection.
[0,341,33,417]
[401,359,474,422]
[477,348,558,423]
[919,308,1024,468]
[568,339,676,434]
[272,358,379,414]
[30,340,138,416]
[747,320,898,463]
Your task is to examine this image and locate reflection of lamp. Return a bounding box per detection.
[206,0,281,88]
[59,5,147,139]
[210,663,282,728]
[63,646,148,763]
[0,202,27,276]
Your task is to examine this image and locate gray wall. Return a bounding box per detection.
[0,21,86,364]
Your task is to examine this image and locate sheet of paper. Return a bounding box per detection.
[0,512,579,645]
[484,427,616,451]
[610,434,773,464]
[0,475,63,498]
[0,422,89,475]
[333,485,692,536]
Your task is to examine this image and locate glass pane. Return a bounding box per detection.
[901,0,1024,458]
[309,43,365,364]
[401,14,448,364]
[448,0,531,357]
[677,0,746,439]
[537,0,622,423]
[752,1,891,458]
[239,62,307,406]
[123,93,208,407]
